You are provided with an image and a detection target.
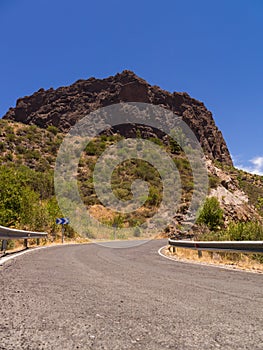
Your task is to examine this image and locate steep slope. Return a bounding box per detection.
[3,70,232,166]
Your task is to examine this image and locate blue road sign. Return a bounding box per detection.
[56,218,70,225]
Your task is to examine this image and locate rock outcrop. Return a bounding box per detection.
[206,160,261,224]
[3,70,232,166]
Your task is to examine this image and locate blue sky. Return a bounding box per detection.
[0,0,262,174]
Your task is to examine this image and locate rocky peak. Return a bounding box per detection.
[2,70,233,166]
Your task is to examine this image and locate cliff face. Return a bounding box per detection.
[2,70,232,166]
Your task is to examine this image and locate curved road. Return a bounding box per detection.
[0,239,262,350]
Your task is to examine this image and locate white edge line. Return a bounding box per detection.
[157,245,263,274]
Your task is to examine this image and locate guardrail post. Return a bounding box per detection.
[198,250,202,258]
[0,225,48,254]
[1,240,7,253]
[24,239,28,249]
[169,246,176,253]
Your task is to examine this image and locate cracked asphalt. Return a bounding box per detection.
[0,239,262,349]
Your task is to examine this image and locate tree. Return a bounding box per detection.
[197,197,224,231]
[0,165,53,230]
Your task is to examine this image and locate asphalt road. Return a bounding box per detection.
[0,239,262,350]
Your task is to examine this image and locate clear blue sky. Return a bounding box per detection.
[0,0,262,173]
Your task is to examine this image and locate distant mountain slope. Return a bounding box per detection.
[2,70,232,166]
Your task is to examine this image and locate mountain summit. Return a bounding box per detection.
[3,70,232,166]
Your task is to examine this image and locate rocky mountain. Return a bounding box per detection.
[3,70,232,166]
[1,71,263,239]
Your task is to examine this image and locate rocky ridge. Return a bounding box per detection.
[3,70,232,166]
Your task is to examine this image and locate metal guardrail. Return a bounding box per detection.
[168,239,263,254]
[0,225,48,253]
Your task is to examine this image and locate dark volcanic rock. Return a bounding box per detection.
[2,70,233,166]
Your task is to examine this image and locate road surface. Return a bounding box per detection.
[0,239,262,349]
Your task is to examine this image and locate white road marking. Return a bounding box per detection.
[157,245,263,274]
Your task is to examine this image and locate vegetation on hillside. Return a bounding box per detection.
[196,197,263,262]
[196,197,224,230]
[0,119,62,170]
[0,120,78,246]
[77,133,194,230]
[0,119,263,253]
[0,164,78,243]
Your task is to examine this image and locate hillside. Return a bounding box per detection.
[0,71,262,242]
[0,119,62,170]
[0,118,262,240]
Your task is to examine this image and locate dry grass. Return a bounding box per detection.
[89,205,116,222]
[164,246,263,273]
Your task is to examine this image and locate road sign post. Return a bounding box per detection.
[61,224,65,244]
[112,223,117,240]
[56,218,70,244]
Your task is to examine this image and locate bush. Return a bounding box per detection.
[197,197,224,230]
[85,140,106,156]
[169,138,181,154]
[0,142,5,151]
[256,197,263,211]
[199,221,263,263]
[5,153,13,161]
[209,175,220,189]
[223,221,263,241]
[146,187,161,206]
[6,133,15,142]
[133,227,141,237]
[16,145,27,154]
[47,125,59,135]
[0,165,55,227]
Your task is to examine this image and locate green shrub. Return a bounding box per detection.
[113,188,130,200]
[16,145,27,154]
[169,138,181,154]
[256,197,263,211]
[224,221,263,241]
[5,126,14,134]
[146,187,161,206]
[197,197,224,230]
[6,133,15,142]
[29,125,38,132]
[0,142,5,151]
[149,137,163,146]
[209,175,220,189]
[85,140,106,156]
[200,221,263,241]
[199,221,263,263]
[47,125,59,135]
[5,153,13,161]
[133,227,141,237]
